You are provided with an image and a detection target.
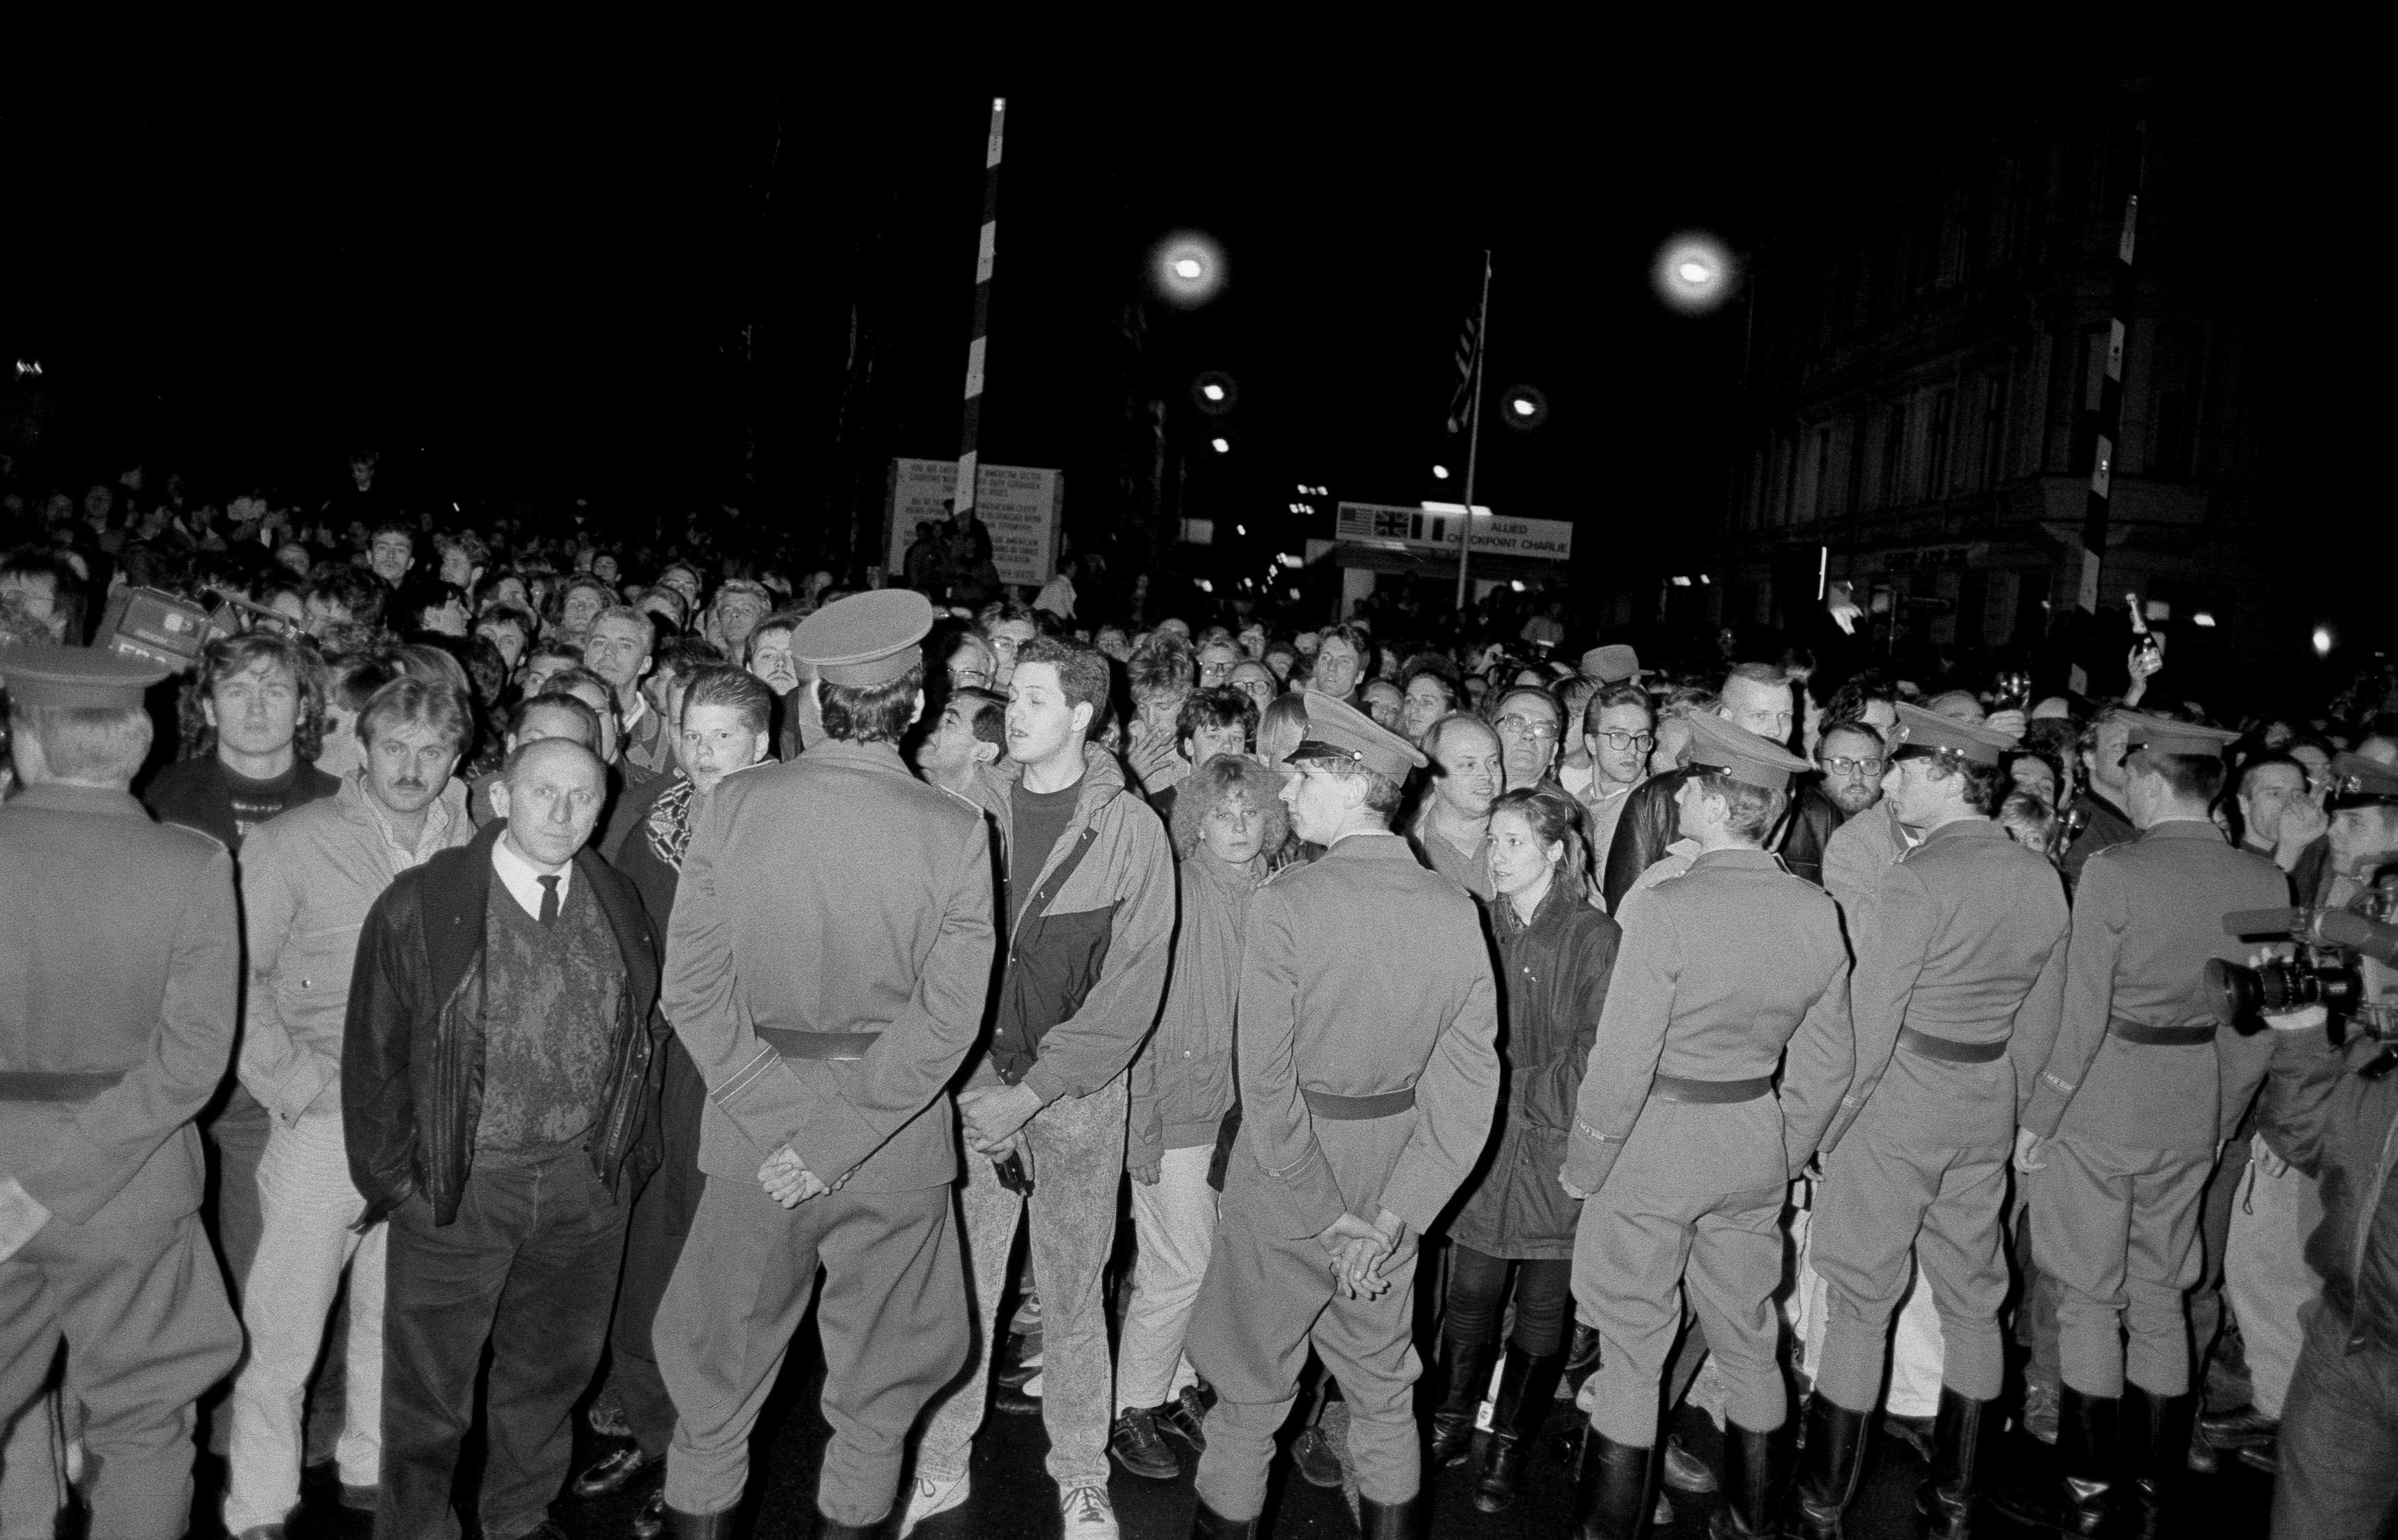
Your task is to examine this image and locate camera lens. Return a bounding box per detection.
[2207,959,2263,1028]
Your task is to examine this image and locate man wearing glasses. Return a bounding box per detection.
[1820,721,1906,913]
[1490,686,1564,793]
[1578,684,1655,873]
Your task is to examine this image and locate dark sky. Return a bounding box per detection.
[4,53,2343,594]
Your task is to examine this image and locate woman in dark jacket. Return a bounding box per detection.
[1431,783,1622,1512]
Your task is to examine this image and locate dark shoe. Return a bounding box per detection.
[996,1355,1043,1391]
[994,1382,1043,1415]
[2121,1383,2197,1539]
[665,1506,739,1539]
[1189,1496,1259,1539]
[1914,1389,1996,1540]
[1992,1386,2118,1537]
[1474,1346,1568,1515]
[1111,1406,1181,1480]
[1564,1322,1603,1397]
[572,1441,658,1500]
[2185,1415,2218,1474]
[2020,1378,2060,1445]
[1291,1425,1344,1488]
[1358,1492,1421,1539]
[1162,1382,1213,1451]
[1785,1393,1870,1539]
[2197,1404,2277,1449]
[1568,1426,1657,1540]
[339,1482,378,1512]
[1661,1430,1717,1493]
[1429,1337,1498,1467]
[632,1487,668,1540]
[2233,1439,2277,1475]
[1881,1411,1936,1465]
[1706,1418,1792,1539]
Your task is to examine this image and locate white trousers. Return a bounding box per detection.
[221,1113,387,1533]
[2225,1136,2323,1419]
[1114,1145,1218,1413]
[1793,1193,1946,1418]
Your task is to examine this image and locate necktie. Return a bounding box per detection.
[536,874,560,928]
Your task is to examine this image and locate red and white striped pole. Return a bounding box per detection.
[2070,170,2140,697]
[954,97,1006,522]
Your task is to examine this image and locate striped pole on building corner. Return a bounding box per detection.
[2069,169,2140,697]
[954,97,1006,523]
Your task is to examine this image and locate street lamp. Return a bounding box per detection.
[1154,232,1227,308]
[1432,464,1450,480]
[1654,232,1735,314]
[1500,386,1548,430]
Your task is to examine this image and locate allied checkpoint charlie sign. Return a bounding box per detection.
[885,457,1065,588]
[1334,501,1574,563]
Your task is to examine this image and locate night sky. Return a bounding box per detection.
[3,53,2363,605]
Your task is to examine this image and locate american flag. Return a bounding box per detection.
[1444,294,1483,436]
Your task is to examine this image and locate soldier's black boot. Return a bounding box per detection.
[1474,1345,1567,1513]
[1914,1388,1997,1539]
[1188,1497,1259,1539]
[2119,1382,2196,1539]
[1707,1417,1793,1539]
[1784,1393,1869,1540]
[1429,1337,1498,1467]
[1568,1427,1657,1540]
[1994,1386,2120,1537]
[1357,1492,1422,1539]
[667,1507,739,1539]
[812,1511,889,1540]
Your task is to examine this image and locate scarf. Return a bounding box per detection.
[645,775,699,871]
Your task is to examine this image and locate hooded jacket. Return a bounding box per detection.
[967,743,1176,1107]
[342,819,665,1226]
[1128,844,1265,1168]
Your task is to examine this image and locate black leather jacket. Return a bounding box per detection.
[343,820,665,1226]
[1600,768,1841,911]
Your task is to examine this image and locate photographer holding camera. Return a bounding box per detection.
[2250,752,2398,1539]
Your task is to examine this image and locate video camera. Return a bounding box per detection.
[2208,860,2398,1067]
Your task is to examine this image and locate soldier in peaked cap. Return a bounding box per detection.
[651,590,997,1538]
[0,647,245,1538]
[1998,712,2288,1536]
[1561,712,1853,1540]
[1788,704,2070,1540]
[1184,690,1500,1539]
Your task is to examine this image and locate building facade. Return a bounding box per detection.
[1715,79,2306,701]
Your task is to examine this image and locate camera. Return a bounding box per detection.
[2210,890,2398,1047]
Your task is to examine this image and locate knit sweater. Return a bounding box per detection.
[473,875,625,1165]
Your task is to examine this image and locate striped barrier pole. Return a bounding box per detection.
[954,97,1006,522]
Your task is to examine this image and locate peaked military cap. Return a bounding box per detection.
[791,589,936,687]
[0,643,171,708]
[2117,711,2239,761]
[1682,710,1813,791]
[2325,751,2398,811]
[1889,700,2019,768]
[1291,688,1427,781]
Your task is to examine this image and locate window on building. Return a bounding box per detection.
[1848,411,1869,515]
[1980,374,2009,488]
[1925,390,1955,499]
[1880,403,1909,507]
[1779,433,1801,525]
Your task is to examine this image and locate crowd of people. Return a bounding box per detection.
[5,473,2398,1540]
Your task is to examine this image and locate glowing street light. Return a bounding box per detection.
[1655,232,1735,314]
[2314,626,2334,658]
[1432,464,1450,480]
[1211,436,1231,454]
[1500,386,1549,430]
[1200,382,1225,401]
[1154,232,1228,308]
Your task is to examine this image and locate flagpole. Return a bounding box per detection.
[1454,251,1492,616]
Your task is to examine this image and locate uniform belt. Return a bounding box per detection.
[0,1069,127,1101]
[1651,1073,1772,1104]
[1899,1027,2009,1065]
[2111,1019,2216,1047]
[754,1028,883,1062]
[1302,1086,1417,1120]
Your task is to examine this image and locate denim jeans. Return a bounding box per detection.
[2273,1298,2398,1539]
[379,1150,628,1540]
[916,1073,1126,1495]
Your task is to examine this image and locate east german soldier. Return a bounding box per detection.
[1788,705,2069,1539]
[1998,713,2286,1535]
[1561,710,1853,1540]
[652,591,996,1539]
[1184,690,1500,1540]
[0,646,245,1538]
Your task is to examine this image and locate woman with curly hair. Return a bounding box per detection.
[1112,756,1289,1482]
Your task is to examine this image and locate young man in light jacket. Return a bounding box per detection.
[221,679,474,1537]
